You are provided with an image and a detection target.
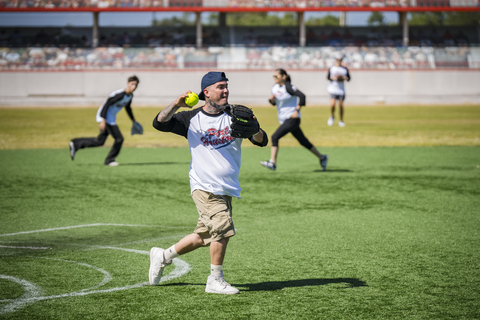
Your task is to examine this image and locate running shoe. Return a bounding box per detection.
[260,160,276,171]
[320,155,328,171]
[69,142,75,160]
[205,275,239,294]
[327,116,334,126]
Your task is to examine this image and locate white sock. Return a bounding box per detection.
[164,245,179,263]
[211,264,224,279]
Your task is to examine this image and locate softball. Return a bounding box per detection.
[185,92,199,107]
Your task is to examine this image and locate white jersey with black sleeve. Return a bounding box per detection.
[153,107,268,198]
[327,66,351,96]
[271,82,306,125]
[96,88,135,125]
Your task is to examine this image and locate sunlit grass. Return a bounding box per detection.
[1,105,479,149]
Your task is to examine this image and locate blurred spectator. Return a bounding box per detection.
[327,29,342,46]
[10,29,23,46]
[172,29,186,45]
[442,29,455,46]
[281,28,296,45]
[0,42,475,71]
[0,30,9,46]
[455,30,469,46]
[306,29,316,45]
[131,32,145,46]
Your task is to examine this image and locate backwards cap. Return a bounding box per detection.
[198,71,229,101]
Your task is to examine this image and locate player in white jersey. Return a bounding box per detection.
[260,68,328,171]
[69,75,139,166]
[327,53,351,127]
[149,71,268,294]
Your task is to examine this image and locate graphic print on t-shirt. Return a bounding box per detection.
[201,126,236,149]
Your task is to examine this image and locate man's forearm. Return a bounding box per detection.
[253,128,265,144]
[157,102,181,123]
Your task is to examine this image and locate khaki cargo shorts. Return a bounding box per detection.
[191,189,235,246]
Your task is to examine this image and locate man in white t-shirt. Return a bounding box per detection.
[150,71,268,294]
[327,53,351,127]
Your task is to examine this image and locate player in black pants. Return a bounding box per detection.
[261,68,328,171]
[69,75,140,166]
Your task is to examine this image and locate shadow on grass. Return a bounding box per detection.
[162,278,367,291]
[236,278,367,291]
[75,162,190,166]
[120,162,190,166]
[313,169,353,173]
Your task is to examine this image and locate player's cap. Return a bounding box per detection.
[334,53,344,60]
[198,71,229,100]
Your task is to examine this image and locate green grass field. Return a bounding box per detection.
[0,106,479,319]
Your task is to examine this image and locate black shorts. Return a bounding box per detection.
[330,94,346,101]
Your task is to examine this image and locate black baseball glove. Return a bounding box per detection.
[224,104,260,139]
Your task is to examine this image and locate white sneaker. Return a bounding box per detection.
[327,116,334,126]
[205,275,239,294]
[108,161,119,166]
[69,142,75,160]
[260,160,276,171]
[149,247,171,286]
[320,154,328,171]
[338,121,346,127]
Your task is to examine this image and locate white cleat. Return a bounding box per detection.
[108,161,119,166]
[338,120,346,127]
[205,275,240,294]
[149,247,170,286]
[327,116,334,126]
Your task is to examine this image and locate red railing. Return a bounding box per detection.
[1,0,479,9]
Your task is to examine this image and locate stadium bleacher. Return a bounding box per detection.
[1,43,477,70]
[1,0,479,70]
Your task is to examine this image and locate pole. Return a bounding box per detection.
[299,11,305,47]
[92,12,99,48]
[399,12,409,47]
[196,11,202,49]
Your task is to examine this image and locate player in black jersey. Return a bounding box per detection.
[261,68,328,171]
[69,75,140,166]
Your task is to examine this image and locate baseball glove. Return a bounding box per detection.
[131,121,143,135]
[224,104,260,139]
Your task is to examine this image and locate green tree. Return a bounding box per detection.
[205,13,219,26]
[409,12,480,26]
[367,12,385,26]
[226,12,297,26]
[152,13,195,26]
[306,14,340,26]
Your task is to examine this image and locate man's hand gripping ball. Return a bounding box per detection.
[185,92,199,107]
[224,104,260,139]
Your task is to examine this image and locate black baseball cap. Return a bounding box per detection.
[198,71,229,101]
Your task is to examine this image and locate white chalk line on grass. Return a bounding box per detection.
[0,223,190,237]
[0,225,192,315]
[0,245,51,250]
[0,275,44,315]
[0,249,190,315]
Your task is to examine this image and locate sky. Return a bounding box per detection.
[0,11,400,27]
